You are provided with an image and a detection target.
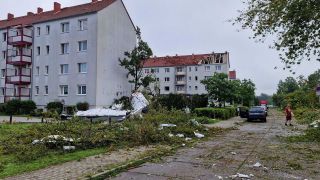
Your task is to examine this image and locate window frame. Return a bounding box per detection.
[77,84,87,95]
[78,19,88,31]
[59,85,69,96]
[78,40,87,52]
[78,63,87,73]
[61,22,70,33]
[60,64,69,74]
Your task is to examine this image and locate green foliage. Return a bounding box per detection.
[5,100,21,115]
[156,94,188,110]
[46,102,63,114]
[277,77,299,94]
[20,100,36,115]
[236,0,320,68]
[294,108,320,125]
[119,27,153,91]
[287,127,320,143]
[113,96,132,110]
[188,94,208,110]
[0,104,6,114]
[194,116,219,124]
[76,102,89,111]
[194,107,237,120]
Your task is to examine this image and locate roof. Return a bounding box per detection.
[0,0,116,29]
[143,54,213,68]
[229,70,237,79]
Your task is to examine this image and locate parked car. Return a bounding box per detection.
[247,106,267,122]
[238,106,249,118]
[260,105,268,116]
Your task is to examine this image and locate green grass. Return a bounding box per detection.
[0,123,33,140]
[0,148,106,178]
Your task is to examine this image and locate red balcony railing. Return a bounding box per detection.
[6,48,32,66]
[6,68,31,85]
[7,27,32,46]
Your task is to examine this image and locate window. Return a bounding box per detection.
[1,69,5,78]
[2,51,6,60]
[165,86,170,91]
[36,46,40,55]
[195,76,198,81]
[156,78,159,81]
[189,67,192,72]
[61,22,70,33]
[46,25,50,35]
[78,63,87,73]
[205,76,212,80]
[78,19,88,31]
[216,65,222,71]
[205,66,210,71]
[61,43,69,54]
[151,68,159,73]
[165,68,170,73]
[45,66,49,75]
[176,86,184,91]
[60,85,68,95]
[35,86,39,95]
[165,77,170,82]
[189,86,191,90]
[176,67,183,72]
[195,86,198,90]
[2,32,7,41]
[1,87,4,96]
[188,76,191,81]
[60,64,69,74]
[195,67,198,71]
[46,45,50,55]
[77,85,87,95]
[44,86,48,95]
[78,40,87,51]
[144,69,149,74]
[36,66,40,75]
[36,27,40,36]
[176,76,184,81]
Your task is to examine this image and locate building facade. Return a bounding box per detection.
[0,0,136,108]
[143,53,232,95]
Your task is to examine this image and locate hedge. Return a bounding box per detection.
[76,102,89,111]
[194,107,237,120]
[46,102,63,114]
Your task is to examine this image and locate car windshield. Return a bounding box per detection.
[250,107,263,111]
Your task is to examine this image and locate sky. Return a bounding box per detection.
[0,0,319,95]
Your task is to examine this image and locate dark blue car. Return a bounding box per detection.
[247,106,267,122]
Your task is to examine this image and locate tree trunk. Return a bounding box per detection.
[9,115,13,124]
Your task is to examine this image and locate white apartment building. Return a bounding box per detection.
[0,0,136,108]
[143,53,232,95]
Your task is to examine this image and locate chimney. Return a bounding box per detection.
[92,0,98,3]
[54,2,61,13]
[7,13,14,20]
[37,7,43,14]
[27,12,34,16]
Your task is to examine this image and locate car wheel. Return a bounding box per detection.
[262,118,267,122]
[247,118,251,122]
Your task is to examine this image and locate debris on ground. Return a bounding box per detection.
[131,92,149,114]
[168,133,174,137]
[32,135,74,145]
[76,108,127,117]
[182,143,186,147]
[111,103,123,110]
[231,152,237,155]
[185,137,192,141]
[230,173,251,179]
[63,146,76,151]
[253,162,262,168]
[194,132,205,138]
[190,119,200,126]
[309,120,320,128]
[159,124,177,130]
[176,134,184,138]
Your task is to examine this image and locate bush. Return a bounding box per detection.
[0,104,6,114]
[294,108,320,124]
[65,106,76,115]
[76,102,89,111]
[5,100,21,115]
[20,100,36,115]
[194,107,237,120]
[156,94,188,110]
[46,102,63,114]
[188,94,208,110]
[113,96,132,110]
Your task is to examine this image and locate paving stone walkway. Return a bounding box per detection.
[5,146,154,180]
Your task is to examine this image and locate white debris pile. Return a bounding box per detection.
[76,108,127,117]
[309,120,320,128]
[63,146,76,151]
[190,119,200,126]
[194,132,205,138]
[231,152,237,155]
[159,123,177,130]
[32,135,74,144]
[230,173,253,179]
[176,134,185,138]
[131,92,149,114]
[253,162,262,168]
[111,103,123,110]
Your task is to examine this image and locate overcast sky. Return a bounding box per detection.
[0,0,318,95]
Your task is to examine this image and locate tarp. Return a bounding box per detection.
[76,108,127,117]
[131,92,149,114]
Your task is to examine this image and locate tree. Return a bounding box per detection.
[236,0,320,68]
[277,77,299,94]
[201,73,234,106]
[119,27,153,91]
[240,79,256,106]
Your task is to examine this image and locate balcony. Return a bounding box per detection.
[7,49,32,66]
[175,71,186,76]
[5,96,30,102]
[175,80,186,85]
[5,87,30,97]
[6,68,31,85]
[7,27,33,46]
[176,90,186,94]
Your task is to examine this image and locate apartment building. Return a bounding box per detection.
[143,52,231,95]
[0,0,136,108]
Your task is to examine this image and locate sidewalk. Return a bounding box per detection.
[0,116,42,123]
